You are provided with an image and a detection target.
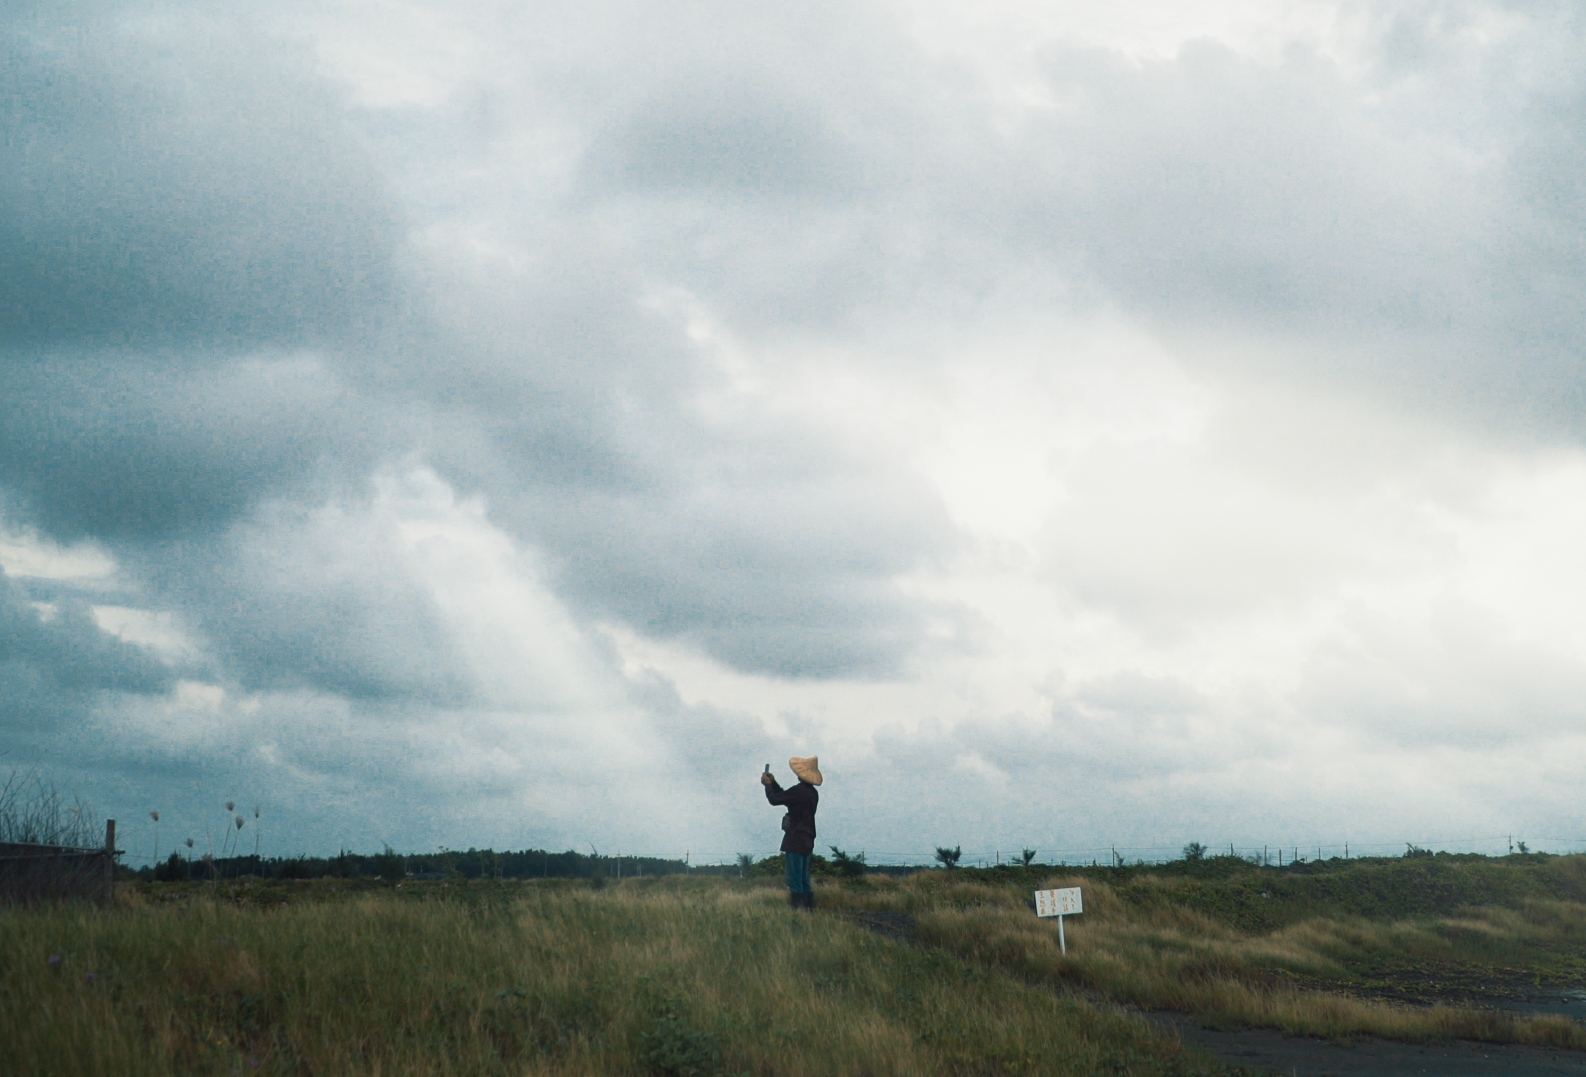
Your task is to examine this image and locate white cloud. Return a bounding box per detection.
[92,607,197,660]
[0,529,115,581]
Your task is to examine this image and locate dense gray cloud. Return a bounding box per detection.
[0,4,403,541]
[0,1,967,682]
[0,7,404,349]
[0,566,176,740]
[144,495,476,704]
[0,356,357,540]
[9,0,1586,861]
[996,20,1586,431]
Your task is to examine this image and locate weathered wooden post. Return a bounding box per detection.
[103,820,116,906]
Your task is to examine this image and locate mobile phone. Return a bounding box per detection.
[764,764,770,773]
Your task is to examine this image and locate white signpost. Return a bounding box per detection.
[1033,886,1083,955]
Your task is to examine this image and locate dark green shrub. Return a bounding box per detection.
[274,856,314,880]
[827,846,867,879]
[374,846,406,881]
[153,852,188,882]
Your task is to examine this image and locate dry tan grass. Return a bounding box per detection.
[1,878,1225,1077]
[822,869,1586,1048]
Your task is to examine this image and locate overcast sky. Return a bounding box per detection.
[6,0,1586,867]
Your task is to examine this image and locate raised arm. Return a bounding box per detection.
[765,780,815,809]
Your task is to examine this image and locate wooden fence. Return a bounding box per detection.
[0,820,119,905]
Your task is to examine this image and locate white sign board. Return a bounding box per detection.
[1034,887,1083,917]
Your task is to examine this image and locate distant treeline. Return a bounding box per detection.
[127,846,928,883]
[132,847,702,883]
[126,846,1505,885]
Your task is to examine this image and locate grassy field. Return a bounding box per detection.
[2,876,1225,1077]
[822,854,1586,1048]
[7,854,1586,1076]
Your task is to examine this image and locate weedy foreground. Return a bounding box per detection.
[8,854,1586,1075]
[2,877,1221,1077]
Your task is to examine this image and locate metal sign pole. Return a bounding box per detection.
[1058,913,1066,955]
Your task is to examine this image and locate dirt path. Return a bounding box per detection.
[1147,1013,1586,1076]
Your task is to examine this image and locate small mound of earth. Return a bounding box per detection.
[848,910,916,945]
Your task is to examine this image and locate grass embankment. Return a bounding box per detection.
[2,878,1224,1077]
[822,854,1586,1048]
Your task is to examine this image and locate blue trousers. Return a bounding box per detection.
[784,852,812,894]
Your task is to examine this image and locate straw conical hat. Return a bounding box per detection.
[789,756,823,786]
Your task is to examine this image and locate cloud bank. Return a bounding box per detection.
[7,0,1586,865]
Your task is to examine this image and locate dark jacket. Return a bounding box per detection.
[764,777,818,855]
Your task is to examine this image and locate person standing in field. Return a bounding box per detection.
[761,756,821,910]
